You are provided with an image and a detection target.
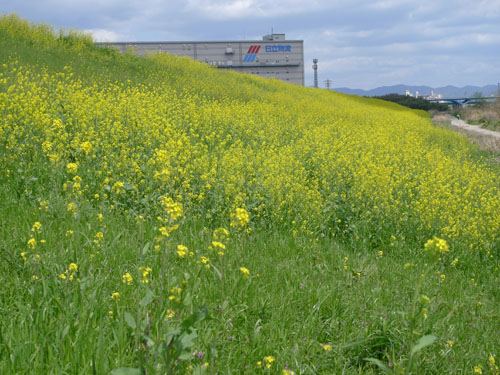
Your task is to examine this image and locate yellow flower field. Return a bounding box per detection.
[1,43,499,252]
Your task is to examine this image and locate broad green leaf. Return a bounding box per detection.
[192,365,208,375]
[180,307,208,330]
[364,358,393,374]
[183,292,192,307]
[179,330,198,349]
[141,241,151,255]
[178,349,194,360]
[140,289,155,307]
[62,325,70,338]
[109,368,141,375]
[165,327,181,340]
[411,334,437,355]
[124,312,136,330]
[143,335,155,348]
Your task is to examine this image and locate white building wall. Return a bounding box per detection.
[98,34,304,86]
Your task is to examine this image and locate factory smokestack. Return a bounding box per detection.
[313,59,318,88]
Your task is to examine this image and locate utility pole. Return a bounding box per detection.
[313,59,318,88]
[324,79,333,89]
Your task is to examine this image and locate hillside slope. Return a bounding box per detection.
[1,14,499,374]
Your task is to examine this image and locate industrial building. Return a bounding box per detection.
[98,33,304,86]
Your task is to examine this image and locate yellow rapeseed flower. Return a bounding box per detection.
[200,256,210,268]
[27,237,36,249]
[139,266,152,283]
[422,308,428,320]
[122,272,133,285]
[420,295,430,305]
[66,162,78,174]
[68,263,78,272]
[424,237,449,260]
[31,221,42,233]
[212,241,226,250]
[321,344,332,351]
[239,267,250,279]
[93,232,104,244]
[489,355,496,367]
[111,181,125,194]
[165,309,175,320]
[231,208,249,228]
[170,286,182,295]
[80,141,92,155]
[39,200,49,211]
[213,227,229,240]
[263,356,275,368]
[67,202,77,215]
[177,244,188,258]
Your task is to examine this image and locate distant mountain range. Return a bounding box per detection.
[334,84,499,98]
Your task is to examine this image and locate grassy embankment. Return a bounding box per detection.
[1,15,500,375]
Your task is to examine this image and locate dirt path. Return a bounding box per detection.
[447,115,500,140]
[432,114,500,153]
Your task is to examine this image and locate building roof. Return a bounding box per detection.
[96,34,302,45]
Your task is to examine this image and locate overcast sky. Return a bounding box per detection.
[2,0,500,89]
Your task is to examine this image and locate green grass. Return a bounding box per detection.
[1,14,500,375]
[2,199,499,374]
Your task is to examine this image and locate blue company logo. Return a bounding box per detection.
[244,44,293,63]
[265,45,291,52]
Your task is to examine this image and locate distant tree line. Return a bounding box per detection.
[373,94,449,111]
